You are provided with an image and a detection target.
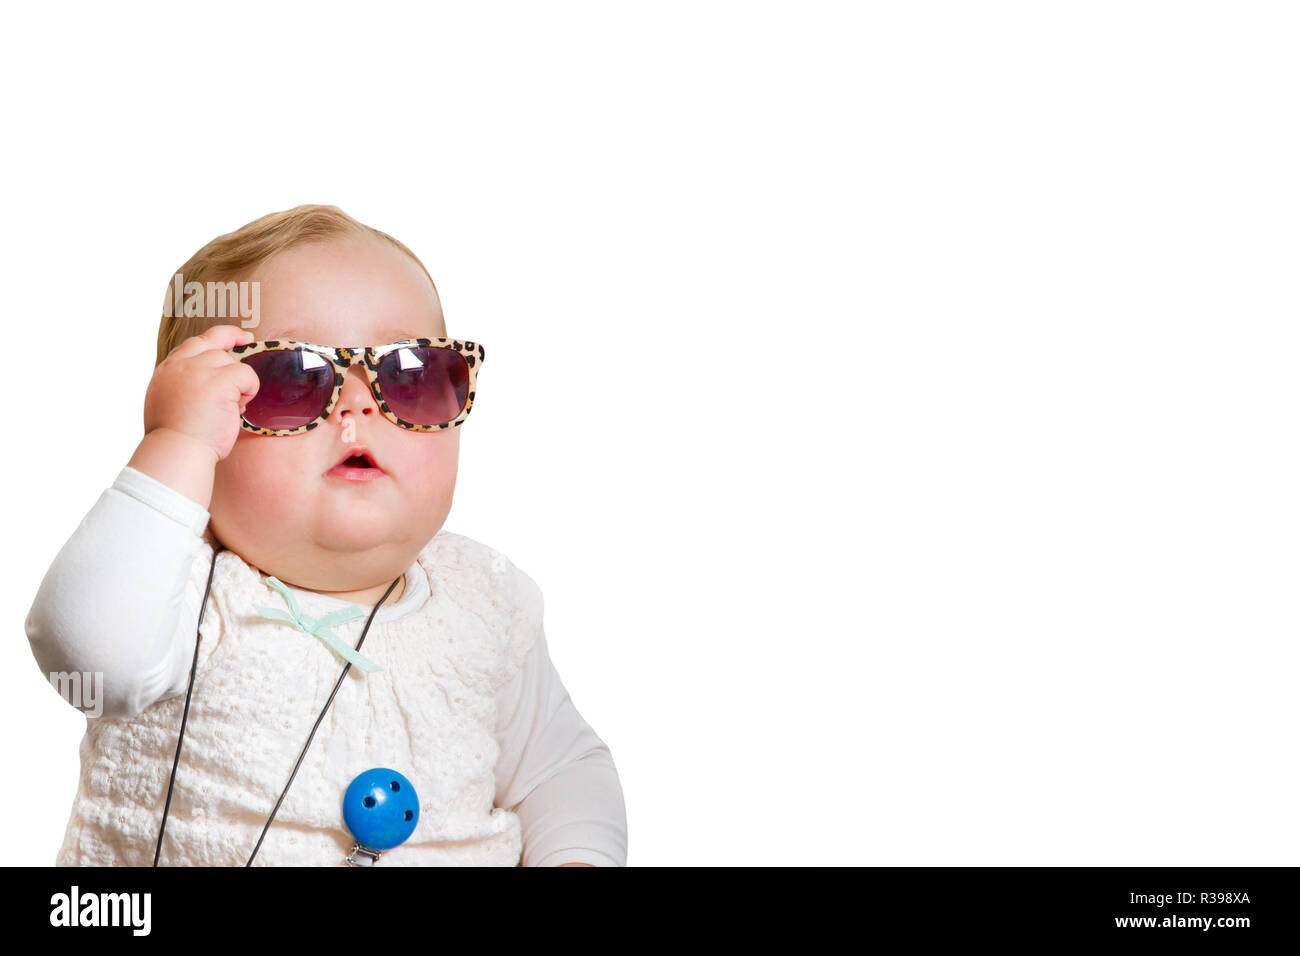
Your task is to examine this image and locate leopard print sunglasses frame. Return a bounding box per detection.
[230,337,485,436]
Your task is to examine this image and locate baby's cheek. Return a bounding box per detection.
[404,431,459,507]
[218,438,315,516]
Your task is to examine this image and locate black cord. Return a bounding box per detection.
[154,549,401,867]
[154,544,224,866]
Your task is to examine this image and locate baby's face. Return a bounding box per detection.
[208,236,458,592]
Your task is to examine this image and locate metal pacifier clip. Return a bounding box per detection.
[155,547,422,867]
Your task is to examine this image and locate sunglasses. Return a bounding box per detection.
[231,338,484,435]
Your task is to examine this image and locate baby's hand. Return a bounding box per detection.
[128,325,260,508]
[144,325,261,462]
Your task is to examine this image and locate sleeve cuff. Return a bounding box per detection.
[114,466,210,537]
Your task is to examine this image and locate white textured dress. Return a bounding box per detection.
[28,467,627,867]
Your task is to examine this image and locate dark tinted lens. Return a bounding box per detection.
[241,349,336,430]
[376,346,468,426]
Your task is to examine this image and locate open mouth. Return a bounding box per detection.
[326,446,385,481]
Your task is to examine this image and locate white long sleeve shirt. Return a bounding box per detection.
[26,466,626,867]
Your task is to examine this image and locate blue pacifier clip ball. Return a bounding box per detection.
[342,768,420,865]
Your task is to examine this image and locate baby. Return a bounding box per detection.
[25,204,627,866]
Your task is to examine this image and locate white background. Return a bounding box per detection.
[2,1,1297,866]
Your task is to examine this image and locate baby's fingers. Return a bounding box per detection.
[165,324,255,363]
[202,355,261,407]
[231,359,261,409]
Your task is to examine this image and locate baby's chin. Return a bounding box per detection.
[211,512,414,570]
[309,521,408,556]
[209,478,453,582]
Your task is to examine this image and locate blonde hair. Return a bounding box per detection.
[156,204,442,366]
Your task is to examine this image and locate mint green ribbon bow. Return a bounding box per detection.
[252,576,383,674]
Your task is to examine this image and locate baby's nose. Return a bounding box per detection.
[332,365,377,420]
